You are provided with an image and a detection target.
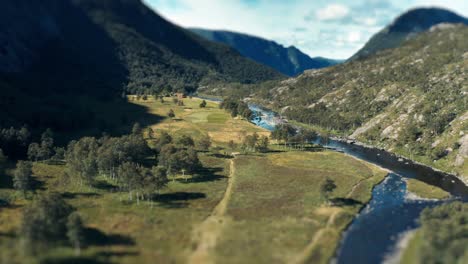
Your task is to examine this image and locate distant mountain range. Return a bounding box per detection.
[0,0,283,132]
[350,7,468,60]
[190,28,342,76]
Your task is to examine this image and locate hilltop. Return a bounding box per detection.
[350,7,468,60]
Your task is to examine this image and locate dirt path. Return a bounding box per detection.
[291,176,372,264]
[291,208,341,264]
[188,159,236,264]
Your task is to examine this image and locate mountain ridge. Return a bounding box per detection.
[350,7,468,60]
[190,28,341,76]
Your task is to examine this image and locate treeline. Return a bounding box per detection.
[5,123,209,203]
[220,97,253,119]
[271,124,317,146]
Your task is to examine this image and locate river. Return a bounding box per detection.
[248,104,468,264]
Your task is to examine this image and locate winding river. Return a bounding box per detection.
[248,105,468,264]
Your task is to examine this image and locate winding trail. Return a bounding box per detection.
[188,159,236,264]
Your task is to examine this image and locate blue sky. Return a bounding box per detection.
[144,0,468,59]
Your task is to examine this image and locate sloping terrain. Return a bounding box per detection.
[190,28,341,76]
[0,0,282,133]
[204,25,467,178]
[350,7,468,60]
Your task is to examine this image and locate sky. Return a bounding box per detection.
[144,0,468,59]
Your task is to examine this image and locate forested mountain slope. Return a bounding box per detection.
[0,0,282,133]
[190,28,341,76]
[350,7,468,60]
[204,25,468,178]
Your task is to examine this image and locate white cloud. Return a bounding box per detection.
[145,0,468,59]
[316,4,350,21]
[347,31,362,43]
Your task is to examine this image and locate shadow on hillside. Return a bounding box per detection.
[152,192,206,209]
[182,167,226,183]
[92,180,117,191]
[40,256,109,264]
[208,153,233,159]
[31,177,46,192]
[61,192,101,199]
[0,231,15,238]
[84,227,135,246]
[94,251,139,258]
[330,198,363,207]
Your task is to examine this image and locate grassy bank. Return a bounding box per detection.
[405,179,450,200]
[0,96,388,264]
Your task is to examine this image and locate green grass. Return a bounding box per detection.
[214,151,387,264]
[0,154,229,264]
[0,96,389,264]
[406,179,450,199]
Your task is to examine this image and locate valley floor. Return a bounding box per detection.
[0,97,387,264]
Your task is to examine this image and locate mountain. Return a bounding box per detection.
[0,0,282,133]
[190,28,341,76]
[350,7,468,60]
[203,24,468,179]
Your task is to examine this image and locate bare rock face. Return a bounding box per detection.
[454,135,468,167]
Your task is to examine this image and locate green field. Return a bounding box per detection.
[0,97,388,264]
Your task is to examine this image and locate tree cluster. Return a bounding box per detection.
[241,132,269,153]
[416,202,468,264]
[220,97,253,119]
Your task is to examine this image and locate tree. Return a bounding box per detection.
[27,143,41,161]
[242,133,259,152]
[257,136,269,153]
[320,178,337,202]
[176,135,195,147]
[168,109,175,118]
[159,96,164,103]
[228,140,237,151]
[65,137,99,186]
[199,100,207,108]
[13,161,33,197]
[132,122,142,135]
[198,135,211,151]
[67,212,86,256]
[0,148,7,166]
[150,166,168,195]
[40,129,54,160]
[147,127,155,139]
[117,162,143,200]
[155,131,172,150]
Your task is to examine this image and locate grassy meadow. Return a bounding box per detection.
[0,96,388,264]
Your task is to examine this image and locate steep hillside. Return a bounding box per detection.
[204,25,468,179]
[0,0,282,133]
[190,28,341,76]
[350,8,468,60]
